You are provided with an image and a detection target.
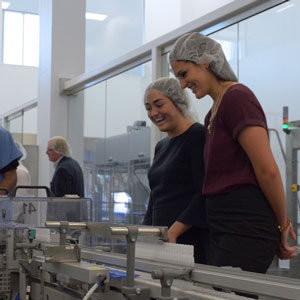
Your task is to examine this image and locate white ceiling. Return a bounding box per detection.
[3,0,39,14]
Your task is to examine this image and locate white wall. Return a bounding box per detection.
[144,0,181,42]
[181,0,234,25]
[144,0,235,42]
[0,64,38,113]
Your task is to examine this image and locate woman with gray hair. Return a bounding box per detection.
[143,77,209,264]
[170,32,297,274]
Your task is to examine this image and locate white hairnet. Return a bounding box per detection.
[169,32,238,82]
[49,136,72,157]
[144,77,198,122]
[14,141,27,161]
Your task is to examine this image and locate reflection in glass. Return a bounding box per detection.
[238,0,300,278]
[23,107,38,145]
[83,83,106,222]
[83,61,152,230]
[9,115,23,143]
[85,0,144,72]
[82,62,152,251]
[106,63,151,137]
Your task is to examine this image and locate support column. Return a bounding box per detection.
[38,0,85,187]
[150,47,165,162]
[0,0,3,61]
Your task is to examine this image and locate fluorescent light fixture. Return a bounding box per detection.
[277,3,295,13]
[85,12,107,21]
[2,1,11,9]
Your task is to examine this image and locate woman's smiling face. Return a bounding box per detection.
[145,90,184,137]
[171,60,211,99]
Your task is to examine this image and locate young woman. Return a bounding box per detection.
[169,32,297,273]
[143,77,209,264]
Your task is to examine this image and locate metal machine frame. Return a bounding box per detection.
[18,222,300,300]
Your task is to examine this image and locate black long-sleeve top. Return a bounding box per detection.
[143,123,207,229]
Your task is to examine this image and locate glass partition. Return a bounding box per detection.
[4,106,39,189]
[71,0,300,279]
[85,0,145,72]
[83,81,106,222]
[104,62,152,225]
[23,106,38,145]
[9,115,23,143]
[83,61,152,226]
[144,0,235,43]
[238,1,300,187]
[0,196,91,227]
[5,105,38,145]
[238,0,300,276]
[164,0,300,279]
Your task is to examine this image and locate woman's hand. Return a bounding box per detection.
[277,223,298,259]
[168,228,178,243]
[168,221,191,243]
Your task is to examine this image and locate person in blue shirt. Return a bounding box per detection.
[0,126,22,195]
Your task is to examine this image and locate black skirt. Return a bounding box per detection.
[206,185,280,273]
[177,227,210,265]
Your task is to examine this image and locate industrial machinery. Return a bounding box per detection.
[0,192,91,299]
[83,123,151,225]
[0,119,298,299]
[282,106,300,242]
[0,199,299,300]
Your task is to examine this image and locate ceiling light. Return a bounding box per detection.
[277,3,295,13]
[85,12,107,21]
[2,1,11,9]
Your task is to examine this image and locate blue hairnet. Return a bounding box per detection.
[0,126,22,183]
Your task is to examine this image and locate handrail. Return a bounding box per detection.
[61,0,286,95]
[0,98,37,126]
[269,128,286,162]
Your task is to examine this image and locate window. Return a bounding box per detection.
[2,11,39,67]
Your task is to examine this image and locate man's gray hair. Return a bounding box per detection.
[49,136,72,157]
